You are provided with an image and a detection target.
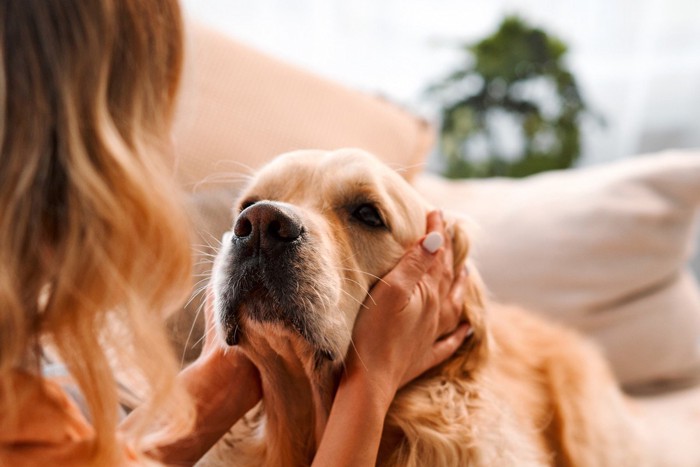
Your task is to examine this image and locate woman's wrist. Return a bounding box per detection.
[153,349,261,465]
[339,366,396,416]
[186,348,261,419]
[313,368,393,466]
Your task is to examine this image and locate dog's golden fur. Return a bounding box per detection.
[200,149,650,466]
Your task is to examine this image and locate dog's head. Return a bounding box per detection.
[212,149,485,375]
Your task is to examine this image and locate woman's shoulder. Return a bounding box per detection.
[0,369,93,442]
[0,369,137,466]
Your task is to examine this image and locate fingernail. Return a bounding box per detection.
[422,231,443,254]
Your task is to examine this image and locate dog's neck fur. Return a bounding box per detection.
[243,327,339,466]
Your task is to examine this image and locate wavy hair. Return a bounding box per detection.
[0,0,194,463]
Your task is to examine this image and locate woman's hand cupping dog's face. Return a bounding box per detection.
[345,210,470,401]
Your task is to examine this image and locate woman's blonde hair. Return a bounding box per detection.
[0,0,195,463]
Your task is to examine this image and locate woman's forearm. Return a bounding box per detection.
[122,350,261,466]
[313,373,394,467]
[159,353,258,463]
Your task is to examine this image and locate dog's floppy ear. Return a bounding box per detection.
[443,215,490,377]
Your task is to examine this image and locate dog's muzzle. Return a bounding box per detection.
[219,201,309,345]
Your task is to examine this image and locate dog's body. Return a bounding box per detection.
[200,149,651,466]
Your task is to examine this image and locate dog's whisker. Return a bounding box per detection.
[200,165,256,179]
[191,178,250,191]
[191,243,220,253]
[192,270,214,278]
[180,301,205,365]
[334,224,360,235]
[196,258,216,267]
[186,286,209,301]
[340,277,374,307]
[189,169,255,192]
[195,273,213,281]
[184,287,208,308]
[190,249,217,256]
[338,267,390,287]
[339,251,361,264]
[347,337,368,375]
[364,289,377,307]
[191,276,213,284]
[191,246,217,253]
[185,293,207,311]
[179,287,213,364]
[189,276,212,290]
[191,249,218,259]
[388,161,427,174]
[194,173,253,183]
[191,241,219,248]
[191,321,219,350]
[202,231,225,248]
[212,159,258,176]
[340,275,362,287]
[189,283,210,296]
[335,286,368,310]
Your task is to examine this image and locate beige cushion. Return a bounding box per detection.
[414,150,700,390]
[172,22,434,191]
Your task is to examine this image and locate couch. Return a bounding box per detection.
[170,21,700,464]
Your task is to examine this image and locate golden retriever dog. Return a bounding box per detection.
[199,148,653,466]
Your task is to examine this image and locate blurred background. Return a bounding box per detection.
[181,0,700,271]
[182,0,700,167]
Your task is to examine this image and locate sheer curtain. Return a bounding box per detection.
[182,0,700,166]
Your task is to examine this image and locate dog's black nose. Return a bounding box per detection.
[233,202,303,254]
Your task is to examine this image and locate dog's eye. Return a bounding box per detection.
[239,199,257,212]
[352,204,385,228]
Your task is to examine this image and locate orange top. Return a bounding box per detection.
[0,371,139,467]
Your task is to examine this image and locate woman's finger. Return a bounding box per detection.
[425,223,455,300]
[437,265,468,336]
[442,219,455,273]
[368,232,443,309]
[398,322,472,387]
[430,322,472,368]
[425,209,444,235]
[450,264,468,302]
[422,210,447,287]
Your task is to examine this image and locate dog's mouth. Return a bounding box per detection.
[218,263,339,363]
[218,264,320,348]
[214,201,343,362]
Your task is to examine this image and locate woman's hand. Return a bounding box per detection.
[147,290,262,465]
[313,210,470,467]
[344,209,470,403]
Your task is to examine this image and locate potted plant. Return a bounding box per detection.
[427,16,590,178]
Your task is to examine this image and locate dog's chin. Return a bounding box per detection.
[222,295,340,367]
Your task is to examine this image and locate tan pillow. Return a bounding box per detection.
[171,22,434,191]
[414,150,700,390]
